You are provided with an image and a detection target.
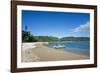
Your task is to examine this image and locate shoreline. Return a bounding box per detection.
[22,42,89,62]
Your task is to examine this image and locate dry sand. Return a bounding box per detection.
[21,43,89,62]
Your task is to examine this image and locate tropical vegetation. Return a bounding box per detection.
[22,31,90,42]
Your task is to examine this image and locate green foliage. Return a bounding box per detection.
[22,31,89,42]
[34,36,59,42]
[22,31,37,42]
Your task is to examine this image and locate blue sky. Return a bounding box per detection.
[22,10,90,38]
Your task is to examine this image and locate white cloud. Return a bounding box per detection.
[73,21,90,33]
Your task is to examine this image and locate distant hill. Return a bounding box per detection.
[60,37,90,41]
[22,31,89,42]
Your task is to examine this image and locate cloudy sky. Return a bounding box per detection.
[22,10,90,38]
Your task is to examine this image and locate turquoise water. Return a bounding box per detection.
[46,41,90,57]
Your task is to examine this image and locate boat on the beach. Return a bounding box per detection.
[53,45,65,49]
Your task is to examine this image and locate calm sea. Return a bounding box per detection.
[46,41,90,56]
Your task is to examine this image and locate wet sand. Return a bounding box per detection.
[22,43,89,62]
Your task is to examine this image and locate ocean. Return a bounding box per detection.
[46,41,90,57]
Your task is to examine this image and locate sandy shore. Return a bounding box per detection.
[21,43,89,62]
